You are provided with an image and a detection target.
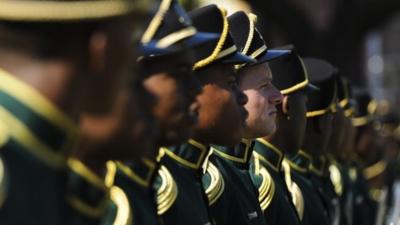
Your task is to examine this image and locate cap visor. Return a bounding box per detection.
[257,49,291,63]
[305,83,320,93]
[184,32,220,48]
[221,52,256,65]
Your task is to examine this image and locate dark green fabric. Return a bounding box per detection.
[0,90,72,225]
[154,144,212,225]
[204,144,266,225]
[113,161,159,225]
[290,169,330,225]
[65,168,109,225]
[249,141,301,225]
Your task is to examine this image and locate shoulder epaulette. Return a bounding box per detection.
[257,166,275,211]
[156,165,178,215]
[204,162,225,206]
[253,154,275,211]
[109,186,133,225]
[282,159,304,220]
[329,163,343,196]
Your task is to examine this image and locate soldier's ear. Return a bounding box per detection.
[88,31,108,74]
[282,95,289,116]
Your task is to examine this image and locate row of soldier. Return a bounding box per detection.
[0,0,397,225]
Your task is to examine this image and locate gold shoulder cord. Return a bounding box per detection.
[282,159,304,220]
[110,186,133,225]
[254,153,275,211]
[157,165,178,215]
[329,163,343,197]
[205,162,225,206]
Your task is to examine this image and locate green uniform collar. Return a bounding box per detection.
[211,139,254,169]
[0,68,78,169]
[161,139,209,171]
[115,158,158,187]
[287,150,312,174]
[66,158,110,218]
[310,155,328,177]
[253,138,284,172]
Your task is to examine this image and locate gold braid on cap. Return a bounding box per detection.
[141,0,172,44]
[281,56,310,95]
[193,6,228,70]
[0,0,148,21]
[242,13,256,55]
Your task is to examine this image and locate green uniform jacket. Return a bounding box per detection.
[249,139,302,225]
[0,69,78,225]
[309,156,341,225]
[203,140,266,225]
[112,159,160,225]
[288,151,330,225]
[154,140,212,225]
[66,158,135,225]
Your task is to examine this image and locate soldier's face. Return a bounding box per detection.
[192,64,248,146]
[143,51,202,147]
[237,63,282,139]
[84,15,137,115]
[275,91,307,154]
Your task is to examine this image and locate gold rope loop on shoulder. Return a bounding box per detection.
[329,163,343,196]
[157,165,178,215]
[193,6,229,70]
[257,166,275,211]
[205,162,225,205]
[110,186,133,225]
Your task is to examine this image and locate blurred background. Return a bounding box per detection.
[180,0,400,117]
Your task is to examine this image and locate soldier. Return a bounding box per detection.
[0,0,147,224]
[108,0,218,224]
[292,58,340,225]
[154,4,254,225]
[244,44,328,225]
[201,11,287,225]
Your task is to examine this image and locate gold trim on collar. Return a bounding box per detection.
[363,160,387,180]
[156,27,197,48]
[255,138,283,171]
[110,186,133,225]
[0,0,148,22]
[105,160,117,187]
[352,116,370,127]
[66,195,109,218]
[161,139,208,169]
[205,162,225,206]
[157,165,178,215]
[141,0,172,43]
[0,68,78,148]
[115,159,156,187]
[288,150,312,174]
[193,6,228,70]
[212,139,252,164]
[0,107,66,168]
[344,108,354,117]
[309,156,326,177]
[68,158,107,191]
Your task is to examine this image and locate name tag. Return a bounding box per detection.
[248,211,258,220]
